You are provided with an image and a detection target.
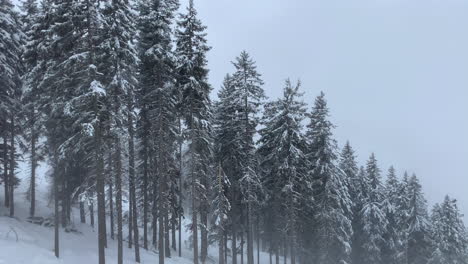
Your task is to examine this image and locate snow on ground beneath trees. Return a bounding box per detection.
[0,160,278,264]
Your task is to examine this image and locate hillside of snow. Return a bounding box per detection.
[0,161,277,264]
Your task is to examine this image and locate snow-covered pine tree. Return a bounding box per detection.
[305,92,353,264]
[0,0,23,214]
[213,74,245,264]
[136,0,180,257]
[229,50,266,264]
[359,153,387,264]
[405,174,432,264]
[339,142,363,264]
[175,1,213,263]
[100,0,140,261]
[257,79,309,264]
[429,196,468,264]
[381,166,402,264]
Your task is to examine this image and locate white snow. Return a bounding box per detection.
[0,160,282,264]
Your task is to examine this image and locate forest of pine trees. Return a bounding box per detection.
[0,0,467,263]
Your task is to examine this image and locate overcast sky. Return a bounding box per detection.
[181,0,468,217]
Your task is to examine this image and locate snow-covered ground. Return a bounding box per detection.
[0,161,279,264]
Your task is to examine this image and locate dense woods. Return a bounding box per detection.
[0,0,467,263]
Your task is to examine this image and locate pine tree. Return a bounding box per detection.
[0,0,23,213]
[430,196,468,264]
[213,74,243,264]
[258,80,309,264]
[306,92,353,264]
[100,0,140,261]
[229,50,266,264]
[136,0,180,258]
[360,153,387,264]
[405,174,432,264]
[175,1,213,262]
[381,166,402,264]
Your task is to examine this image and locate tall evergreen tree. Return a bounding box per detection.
[136,0,179,253]
[306,92,353,264]
[175,1,213,262]
[0,0,23,213]
[360,153,387,264]
[229,50,266,264]
[258,80,309,264]
[405,174,432,264]
[381,166,402,264]
[430,196,468,264]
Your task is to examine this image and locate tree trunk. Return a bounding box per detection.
[9,116,15,217]
[178,117,183,257]
[165,212,171,257]
[115,141,124,264]
[172,216,176,251]
[192,197,199,264]
[80,201,86,223]
[96,123,106,264]
[219,231,225,264]
[224,232,228,264]
[109,152,115,240]
[3,135,9,207]
[128,115,140,262]
[159,172,165,264]
[283,239,287,264]
[132,183,140,262]
[232,221,237,264]
[201,196,208,264]
[241,231,244,264]
[257,218,260,264]
[29,116,36,217]
[275,247,279,264]
[54,162,59,258]
[129,192,133,248]
[143,146,148,250]
[90,201,95,229]
[152,169,158,249]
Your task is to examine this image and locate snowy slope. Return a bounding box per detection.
[0,161,278,264]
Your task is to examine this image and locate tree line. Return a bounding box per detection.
[0,0,467,264]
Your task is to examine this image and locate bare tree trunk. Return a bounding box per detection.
[115,141,124,264]
[152,192,158,248]
[257,218,260,264]
[54,162,59,258]
[109,152,115,240]
[90,201,95,228]
[241,231,244,264]
[275,246,279,264]
[165,212,171,257]
[192,197,199,264]
[232,219,237,264]
[201,192,208,264]
[9,116,15,217]
[159,172,165,264]
[219,231,225,264]
[132,184,140,262]
[96,123,106,264]
[283,239,287,264]
[224,232,228,264]
[3,135,9,207]
[80,201,86,223]
[128,115,140,262]
[143,147,148,250]
[171,216,176,251]
[29,113,37,217]
[129,193,133,248]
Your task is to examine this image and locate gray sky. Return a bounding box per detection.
[184,0,468,217]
